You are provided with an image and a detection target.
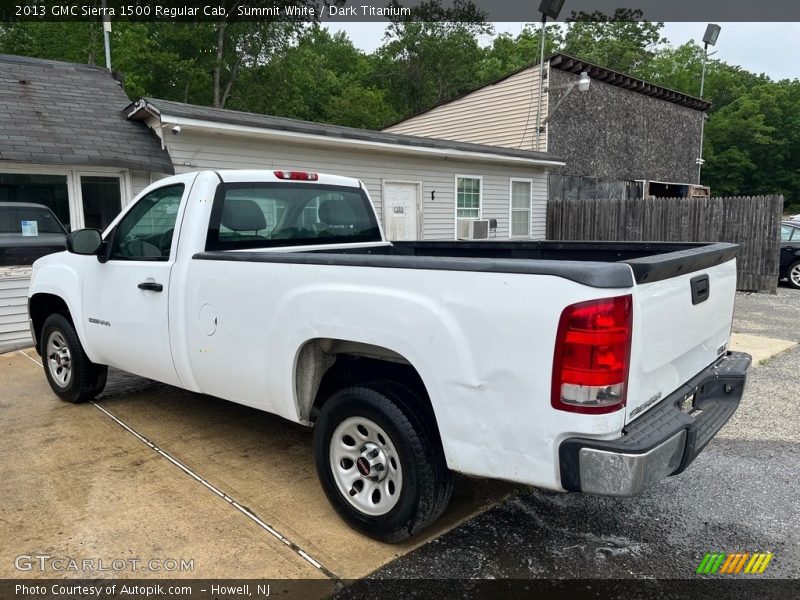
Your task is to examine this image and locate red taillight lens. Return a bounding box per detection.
[274,170,318,181]
[551,295,632,414]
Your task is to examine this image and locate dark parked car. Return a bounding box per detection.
[0,202,67,267]
[780,220,800,289]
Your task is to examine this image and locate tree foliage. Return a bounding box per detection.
[562,9,667,75]
[0,11,798,204]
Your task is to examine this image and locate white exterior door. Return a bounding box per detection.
[383,182,419,241]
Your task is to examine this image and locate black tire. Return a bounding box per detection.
[313,382,453,542]
[787,260,800,290]
[40,313,107,403]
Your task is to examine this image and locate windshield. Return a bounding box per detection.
[205,183,381,251]
[0,205,66,235]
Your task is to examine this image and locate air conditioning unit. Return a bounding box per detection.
[457,219,490,240]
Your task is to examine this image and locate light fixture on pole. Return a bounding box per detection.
[540,71,591,128]
[700,24,720,99]
[697,23,720,184]
[533,0,565,151]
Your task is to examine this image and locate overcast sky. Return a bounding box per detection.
[326,22,799,81]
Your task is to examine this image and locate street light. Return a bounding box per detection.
[533,0,565,151]
[577,71,590,92]
[700,24,721,99]
[697,23,721,184]
[540,71,591,127]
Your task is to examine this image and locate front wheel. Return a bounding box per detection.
[787,261,800,290]
[313,383,452,542]
[41,313,107,403]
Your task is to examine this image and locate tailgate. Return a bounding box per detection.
[625,257,737,424]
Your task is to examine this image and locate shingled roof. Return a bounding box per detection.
[127,97,564,166]
[0,54,173,174]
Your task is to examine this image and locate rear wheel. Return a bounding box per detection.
[41,313,107,403]
[788,261,800,289]
[313,383,452,542]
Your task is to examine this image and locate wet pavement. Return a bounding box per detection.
[364,286,800,581]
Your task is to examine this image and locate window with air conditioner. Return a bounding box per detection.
[456,175,481,237]
[510,179,532,238]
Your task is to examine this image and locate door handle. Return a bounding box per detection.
[138,281,163,292]
[690,274,710,305]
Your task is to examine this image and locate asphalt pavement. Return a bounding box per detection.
[363,285,800,582]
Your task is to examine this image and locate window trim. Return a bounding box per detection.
[0,164,132,230]
[508,177,533,239]
[75,171,125,232]
[205,182,382,251]
[454,174,482,239]
[106,183,186,262]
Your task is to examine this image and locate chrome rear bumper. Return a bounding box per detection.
[559,351,751,496]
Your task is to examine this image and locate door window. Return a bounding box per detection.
[510,179,532,237]
[81,176,122,230]
[109,184,184,260]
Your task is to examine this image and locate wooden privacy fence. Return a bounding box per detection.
[547,195,784,292]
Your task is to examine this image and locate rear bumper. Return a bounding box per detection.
[559,351,751,496]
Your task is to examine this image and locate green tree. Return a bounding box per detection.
[376,0,492,116]
[640,42,769,110]
[0,20,300,108]
[479,23,563,82]
[561,9,667,75]
[704,81,800,203]
[0,22,104,64]
[231,27,395,128]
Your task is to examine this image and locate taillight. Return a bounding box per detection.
[274,170,318,181]
[551,295,632,414]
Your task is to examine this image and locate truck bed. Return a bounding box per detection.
[195,241,738,289]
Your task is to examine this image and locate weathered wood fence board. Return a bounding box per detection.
[547,195,784,292]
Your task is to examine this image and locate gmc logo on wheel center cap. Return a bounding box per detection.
[356,457,370,476]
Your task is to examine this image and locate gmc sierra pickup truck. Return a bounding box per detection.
[27,170,751,542]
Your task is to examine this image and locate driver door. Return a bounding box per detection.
[82,183,187,386]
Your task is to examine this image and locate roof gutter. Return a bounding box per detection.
[132,108,565,168]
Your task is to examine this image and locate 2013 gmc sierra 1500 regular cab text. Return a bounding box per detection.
[27,170,751,541]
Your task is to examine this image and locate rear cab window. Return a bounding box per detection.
[205,182,381,251]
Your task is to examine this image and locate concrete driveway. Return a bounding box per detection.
[2,287,798,591]
[0,349,513,585]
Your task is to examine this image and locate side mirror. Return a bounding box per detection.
[66,229,103,255]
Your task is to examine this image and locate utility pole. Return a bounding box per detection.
[102,0,112,71]
[533,14,547,152]
[533,0,564,152]
[697,24,721,185]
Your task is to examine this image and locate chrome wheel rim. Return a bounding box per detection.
[329,416,403,516]
[46,330,72,388]
[791,264,800,287]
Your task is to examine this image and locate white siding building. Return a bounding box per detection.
[0,57,565,353]
[0,55,173,352]
[384,62,549,152]
[126,98,564,242]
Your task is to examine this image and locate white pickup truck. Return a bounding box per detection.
[27,170,751,541]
